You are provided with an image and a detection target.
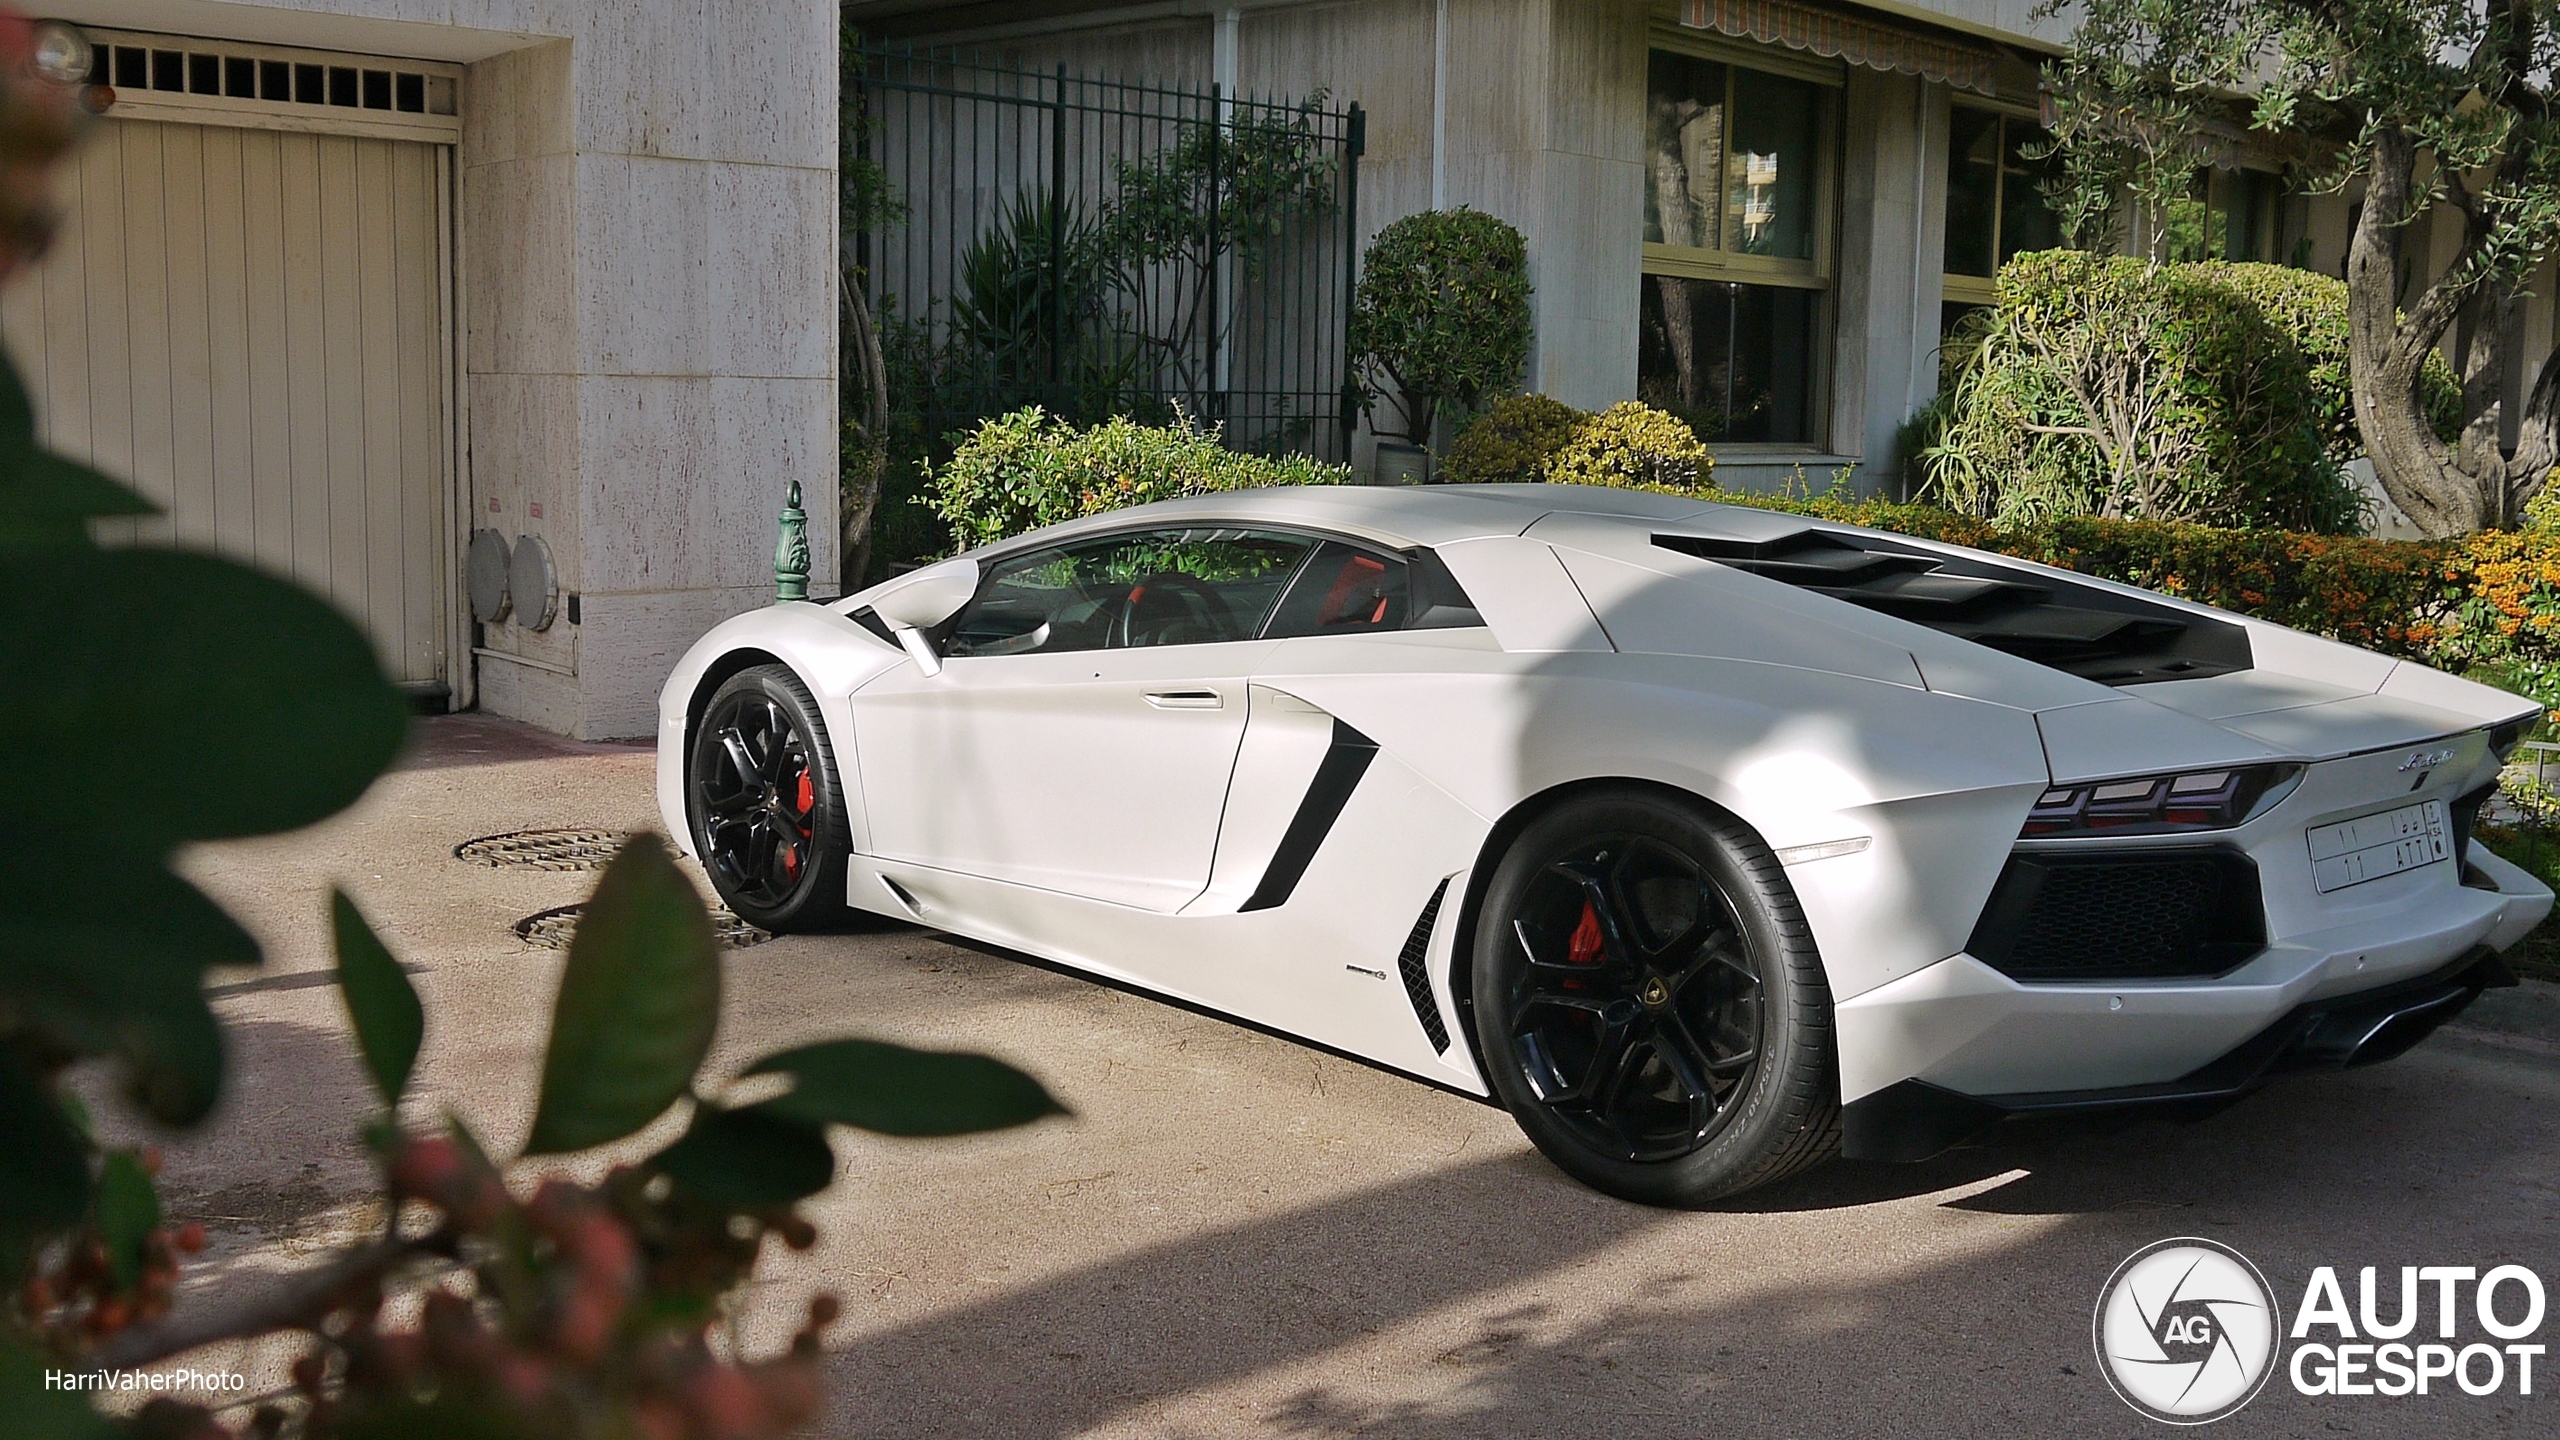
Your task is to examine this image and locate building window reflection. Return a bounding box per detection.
[1641,44,1834,446]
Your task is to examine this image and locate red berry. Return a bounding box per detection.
[386,1136,463,1201]
[629,1397,688,1440]
[682,1364,770,1440]
[754,1358,822,1431]
[173,1222,206,1254]
[492,1353,553,1409]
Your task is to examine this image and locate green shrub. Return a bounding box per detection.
[1444,394,1715,492]
[1442,393,1586,484]
[925,406,1356,550]
[2181,261,2462,463]
[1546,401,1712,491]
[1350,209,1532,445]
[1921,252,2362,534]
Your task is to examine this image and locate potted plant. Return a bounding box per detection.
[1350,208,1531,481]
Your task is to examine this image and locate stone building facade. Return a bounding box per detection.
[14,1,837,738]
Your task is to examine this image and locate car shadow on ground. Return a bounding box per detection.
[814,1044,2559,1440]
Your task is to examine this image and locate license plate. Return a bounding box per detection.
[2308,799,2450,893]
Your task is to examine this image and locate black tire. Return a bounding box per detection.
[1470,788,1838,1205]
[687,665,851,933]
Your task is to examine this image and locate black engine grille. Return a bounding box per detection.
[1967,849,2265,980]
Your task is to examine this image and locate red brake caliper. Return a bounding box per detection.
[1567,900,1605,965]
[781,767,814,878]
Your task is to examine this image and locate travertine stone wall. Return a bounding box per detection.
[58,0,839,738]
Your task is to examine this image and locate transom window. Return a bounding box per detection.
[1639,41,1837,446]
[1943,109,2061,285]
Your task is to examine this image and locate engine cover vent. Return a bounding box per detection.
[1653,528,2253,686]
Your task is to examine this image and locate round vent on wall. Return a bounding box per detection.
[510,534,558,631]
[466,529,512,623]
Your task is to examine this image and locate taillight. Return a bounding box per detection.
[2490,719,2528,762]
[2021,764,2303,838]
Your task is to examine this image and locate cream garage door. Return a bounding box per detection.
[2,40,457,692]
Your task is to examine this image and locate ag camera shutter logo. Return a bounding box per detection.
[2094,1238,2282,1424]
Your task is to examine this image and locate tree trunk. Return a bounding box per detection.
[2347,129,2487,536]
[840,268,890,591]
[2346,124,2560,535]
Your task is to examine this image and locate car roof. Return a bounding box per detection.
[973,483,1730,556]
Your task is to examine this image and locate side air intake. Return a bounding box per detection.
[1398,879,1452,1052]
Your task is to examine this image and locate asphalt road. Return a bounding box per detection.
[101,715,2560,1439]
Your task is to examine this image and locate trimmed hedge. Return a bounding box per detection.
[1350,208,1534,445]
[924,406,1354,552]
[1923,253,2363,533]
[2179,261,2463,466]
[1444,394,1715,491]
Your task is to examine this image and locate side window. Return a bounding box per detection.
[1259,541,1485,639]
[942,527,1316,658]
[1262,541,1412,638]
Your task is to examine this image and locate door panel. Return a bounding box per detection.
[851,642,1276,912]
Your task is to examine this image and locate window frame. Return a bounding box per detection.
[1639,27,1844,453]
[1640,27,1842,292]
[1941,101,2054,308]
[2196,166,2282,264]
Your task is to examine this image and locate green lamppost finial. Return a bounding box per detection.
[774,478,810,603]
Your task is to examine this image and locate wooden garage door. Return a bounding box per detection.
[1,116,453,689]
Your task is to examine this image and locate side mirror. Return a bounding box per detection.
[868,559,978,676]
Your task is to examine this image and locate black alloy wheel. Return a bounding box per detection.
[688,665,849,932]
[1474,790,1838,1205]
[1504,835,1765,1160]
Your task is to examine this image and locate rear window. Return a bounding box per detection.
[1262,542,1484,639]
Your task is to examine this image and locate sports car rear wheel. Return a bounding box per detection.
[1472,789,1838,1205]
[688,665,850,933]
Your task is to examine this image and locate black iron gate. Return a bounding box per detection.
[852,44,1364,463]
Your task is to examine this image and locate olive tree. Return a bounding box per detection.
[2038,0,2560,534]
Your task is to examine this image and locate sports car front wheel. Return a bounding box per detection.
[1472,789,1839,1205]
[687,665,850,933]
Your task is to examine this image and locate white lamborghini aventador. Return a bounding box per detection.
[655,484,2552,1204]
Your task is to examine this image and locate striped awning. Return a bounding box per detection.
[1680,1,2001,94]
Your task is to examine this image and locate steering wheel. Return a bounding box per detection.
[1109,571,1238,648]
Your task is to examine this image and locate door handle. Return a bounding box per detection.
[1143,689,1223,710]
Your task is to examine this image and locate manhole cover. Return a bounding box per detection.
[455,829,626,871]
[512,904,769,951]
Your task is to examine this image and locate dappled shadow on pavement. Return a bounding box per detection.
[821,1045,2560,1440]
[391,712,654,772]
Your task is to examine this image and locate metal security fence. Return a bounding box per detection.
[852,44,1365,463]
